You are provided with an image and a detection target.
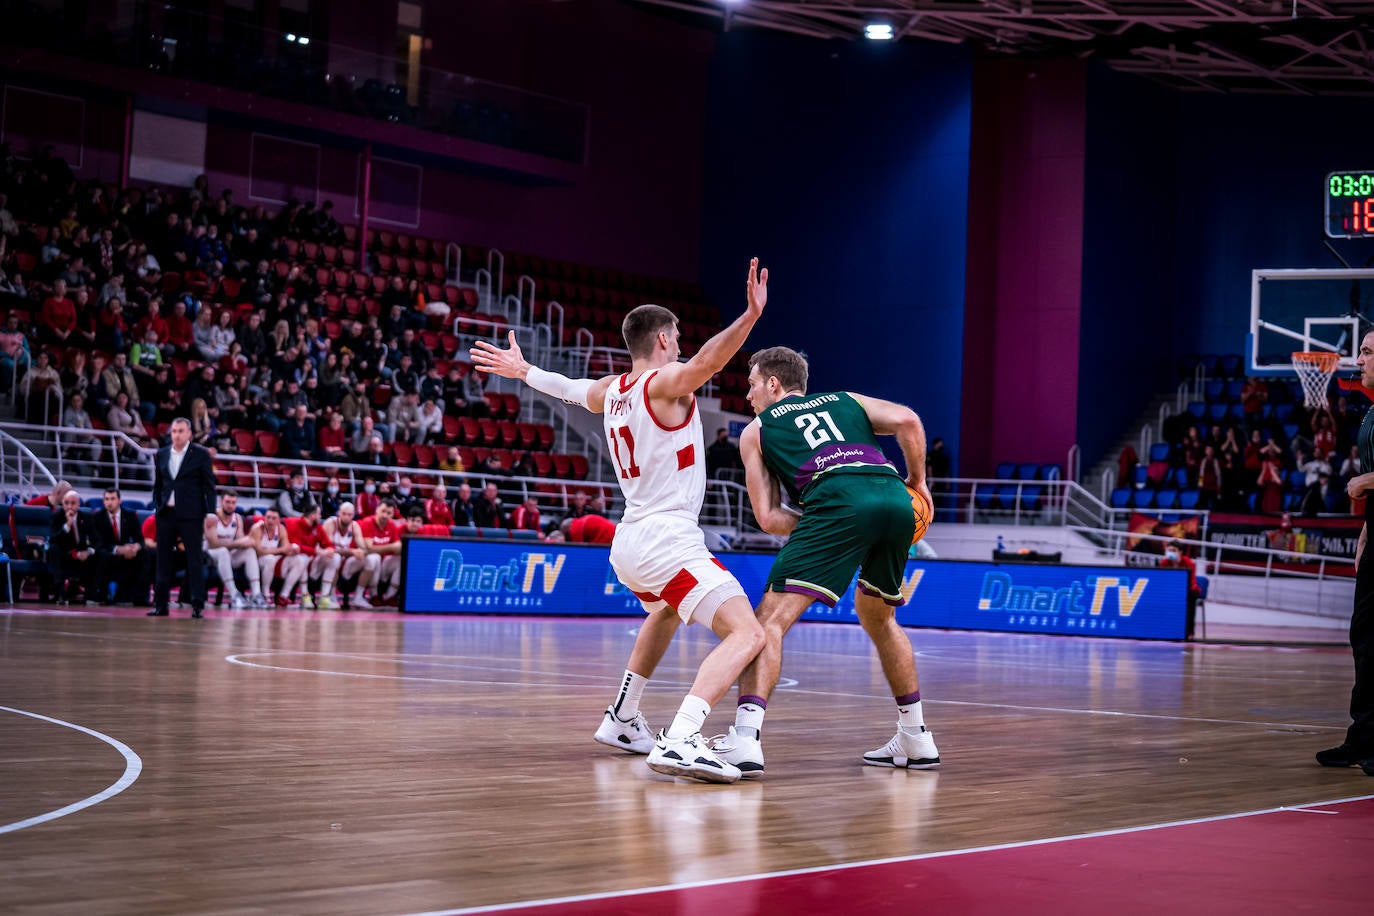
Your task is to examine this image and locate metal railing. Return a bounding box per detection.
[0,429,57,499]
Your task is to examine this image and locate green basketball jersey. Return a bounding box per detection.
[756,391,900,505]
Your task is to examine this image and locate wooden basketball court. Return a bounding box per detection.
[1,607,1366,913]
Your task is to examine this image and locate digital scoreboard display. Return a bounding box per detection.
[1327,170,1374,239]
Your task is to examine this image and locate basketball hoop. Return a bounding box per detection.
[1292,351,1340,409]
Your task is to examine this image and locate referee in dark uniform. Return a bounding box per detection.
[1320,331,1374,774]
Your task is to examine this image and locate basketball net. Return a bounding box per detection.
[1291,351,1339,410]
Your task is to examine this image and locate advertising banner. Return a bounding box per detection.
[401,538,1189,640]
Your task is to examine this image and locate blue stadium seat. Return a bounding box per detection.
[1155,489,1178,509]
[995,462,1017,480]
[1281,423,1299,444]
[974,487,996,511]
[1283,492,1303,511]
[450,525,479,538]
[508,530,539,541]
[122,499,147,511]
[1287,470,1307,492]
[1132,489,1156,509]
[1207,403,1231,422]
[1273,403,1294,423]
[1132,466,1148,487]
[997,485,1019,509]
[1224,379,1245,401]
[1040,464,1062,481]
[1173,467,1190,489]
[1220,354,1243,378]
[83,496,103,511]
[1017,463,1039,480]
[1187,401,1207,419]
[1020,486,1043,512]
[1110,488,1132,509]
[476,527,509,540]
[1177,489,1201,510]
[1204,380,1225,402]
[1148,442,1171,463]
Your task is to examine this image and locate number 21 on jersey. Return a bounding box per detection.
[796,410,845,449]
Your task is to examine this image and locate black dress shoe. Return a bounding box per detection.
[1316,744,1368,767]
[191,607,203,619]
[147,608,169,617]
[1362,759,1374,777]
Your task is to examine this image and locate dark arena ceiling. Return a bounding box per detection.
[624,0,1374,94]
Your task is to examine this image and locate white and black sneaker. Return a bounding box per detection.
[862,726,940,770]
[593,706,655,755]
[647,731,741,784]
[710,726,765,779]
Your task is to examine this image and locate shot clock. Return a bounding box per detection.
[1327,170,1374,238]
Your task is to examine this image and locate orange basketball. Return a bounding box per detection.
[906,483,933,545]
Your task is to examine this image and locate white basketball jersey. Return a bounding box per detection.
[258,524,282,551]
[603,369,705,526]
[328,520,355,551]
[208,512,239,546]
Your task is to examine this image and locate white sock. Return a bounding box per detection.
[665,694,710,740]
[897,699,926,731]
[611,670,648,720]
[734,701,766,739]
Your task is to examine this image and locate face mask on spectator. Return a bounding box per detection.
[364,483,376,494]
[327,484,339,496]
[1165,549,1180,561]
[398,486,411,497]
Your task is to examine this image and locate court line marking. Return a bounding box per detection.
[0,705,143,836]
[224,650,1342,732]
[399,793,1374,916]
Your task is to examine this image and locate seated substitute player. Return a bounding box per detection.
[712,346,940,778]
[360,499,404,607]
[281,502,324,608]
[315,501,370,610]
[203,490,267,608]
[250,506,309,608]
[470,257,769,784]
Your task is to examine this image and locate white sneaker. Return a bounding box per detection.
[710,726,765,779]
[862,726,940,770]
[593,706,654,755]
[230,593,247,610]
[647,731,741,784]
[250,593,268,609]
[316,595,339,610]
[351,592,374,609]
[298,594,315,610]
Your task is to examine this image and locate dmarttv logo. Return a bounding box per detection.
[974,572,1150,617]
[431,549,568,594]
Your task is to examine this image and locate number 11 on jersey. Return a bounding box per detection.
[610,426,641,478]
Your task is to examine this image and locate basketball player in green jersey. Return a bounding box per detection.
[713,345,939,777]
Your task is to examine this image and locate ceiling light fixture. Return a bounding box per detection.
[865,23,894,41]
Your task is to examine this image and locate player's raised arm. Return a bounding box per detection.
[653,257,768,400]
[470,330,615,414]
[740,420,797,536]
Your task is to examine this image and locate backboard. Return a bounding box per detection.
[1247,268,1374,376]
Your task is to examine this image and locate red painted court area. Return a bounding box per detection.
[459,796,1371,916]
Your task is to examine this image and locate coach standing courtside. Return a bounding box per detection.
[1322,331,1374,775]
[150,417,218,618]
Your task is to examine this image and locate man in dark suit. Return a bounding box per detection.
[151,416,218,618]
[48,488,96,604]
[91,487,151,605]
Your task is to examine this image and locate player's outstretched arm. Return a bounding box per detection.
[654,257,768,399]
[741,421,797,536]
[853,392,929,490]
[470,330,614,413]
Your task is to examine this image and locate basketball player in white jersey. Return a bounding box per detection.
[203,490,265,609]
[250,507,308,608]
[471,258,768,783]
[313,501,370,610]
